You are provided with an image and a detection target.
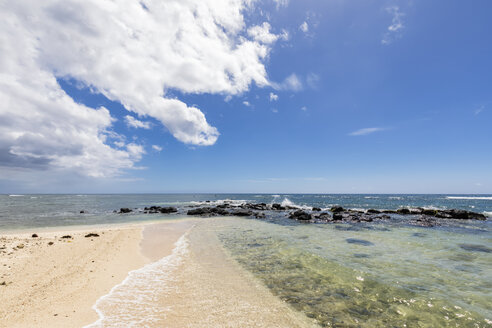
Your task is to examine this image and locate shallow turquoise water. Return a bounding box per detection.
[216,218,491,327]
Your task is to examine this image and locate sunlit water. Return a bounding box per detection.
[217,218,491,327]
[2,194,491,327]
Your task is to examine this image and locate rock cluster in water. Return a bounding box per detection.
[115,202,487,227]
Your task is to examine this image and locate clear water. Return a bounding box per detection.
[1,194,491,327]
[217,218,492,327]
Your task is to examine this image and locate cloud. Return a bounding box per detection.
[247,22,279,44]
[299,21,309,33]
[243,101,251,107]
[306,73,320,89]
[152,145,163,152]
[0,0,281,177]
[273,0,289,10]
[474,105,484,115]
[273,73,303,91]
[382,6,405,45]
[125,115,151,129]
[301,106,307,111]
[349,127,386,136]
[269,92,278,101]
[271,108,279,113]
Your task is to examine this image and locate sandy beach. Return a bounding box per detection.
[0,218,316,328]
[0,220,194,328]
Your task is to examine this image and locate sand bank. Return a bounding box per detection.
[0,220,193,328]
[1,218,315,327]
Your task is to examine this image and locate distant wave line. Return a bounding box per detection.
[446,196,492,200]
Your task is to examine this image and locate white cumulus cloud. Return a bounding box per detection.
[269,93,278,101]
[125,115,151,129]
[152,145,163,152]
[0,0,282,177]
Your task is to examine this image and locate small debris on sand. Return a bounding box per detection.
[84,233,99,238]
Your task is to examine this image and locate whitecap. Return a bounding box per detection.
[484,211,492,218]
[8,194,24,197]
[446,196,492,200]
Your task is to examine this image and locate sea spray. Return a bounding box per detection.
[85,232,190,328]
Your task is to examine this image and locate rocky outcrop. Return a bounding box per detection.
[288,210,312,221]
[394,208,486,220]
[119,208,132,214]
[144,206,178,214]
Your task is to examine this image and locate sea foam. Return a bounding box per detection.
[446,196,492,200]
[85,233,190,327]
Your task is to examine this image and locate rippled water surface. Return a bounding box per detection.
[1,194,491,326]
[216,218,492,327]
[1,193,491,229]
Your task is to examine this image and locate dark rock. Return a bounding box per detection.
[80,210,86,214]
[332,213,343,220]
[314,212,332,220]
[330,206,345,213]
[346,238,374,246]
[48,241,54,245]
[289,210,312,221]
[31,234,38,238]
[119,208,132,214]
[187,207,212,216]
[366,209,381,214]
[312,207,322,212]
[272,203,286,211]
[230,209,254,217]
[158,207,178,214]
[396,208,411,215]
[459,244,492,253]
[85,233,99,238]
[61,235,72,239]
[382,210,397,214]
[422,209,438,216]
[446,209,486,220]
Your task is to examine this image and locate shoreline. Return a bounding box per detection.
[0,217,318,327]
[0,219,195,328]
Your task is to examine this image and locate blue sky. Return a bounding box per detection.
[1,0,491,193]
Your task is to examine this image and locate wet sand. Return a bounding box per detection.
[1,218,316,327]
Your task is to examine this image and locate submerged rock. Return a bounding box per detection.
[459,244,492,253]
[346,238,374,246]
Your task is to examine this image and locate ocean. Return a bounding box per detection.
[1,194,491,327]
